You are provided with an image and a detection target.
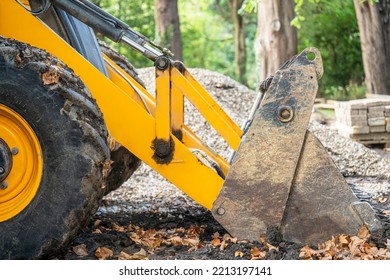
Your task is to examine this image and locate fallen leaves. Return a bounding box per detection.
[383,209,390,217]
[41,67,60,85]
[235,251,244,258]
[212,233,237,251]
[72,244,88,257]
[100,160,113,186]
[76,220,390,261]
[88,223,206,260]
[130,225,203,252]
[118,249,148,260]
[250,247,267,260]
[95,247,113,260]
[357,225,370,239]
[299,227,390,260]
[376,196,388,204]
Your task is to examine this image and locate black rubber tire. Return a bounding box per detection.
[99,40,146,87]
[99,41,142,195]
[0,37,110,259]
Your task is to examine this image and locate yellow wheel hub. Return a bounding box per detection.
[0,105,43,222]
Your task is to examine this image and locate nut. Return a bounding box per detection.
[277,106,294,123]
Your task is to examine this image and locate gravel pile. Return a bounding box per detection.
[103,68,390,213]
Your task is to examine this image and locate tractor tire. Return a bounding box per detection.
[99,41,142,195]
[99,40,146,87]
[0,37,110,259]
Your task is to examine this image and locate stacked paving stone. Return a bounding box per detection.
[334,99,390,145]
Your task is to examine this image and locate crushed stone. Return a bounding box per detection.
[103,68,390,215]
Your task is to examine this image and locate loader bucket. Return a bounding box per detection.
[212,48,383,245]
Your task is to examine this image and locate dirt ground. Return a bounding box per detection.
[56,69,390,260]
[56,194,389,260]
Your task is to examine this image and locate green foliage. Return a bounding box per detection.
[238,0,259,14]
[90,0,257,86]
[88,0,368,98]
[323,85,367,101]
[293,0,378,29]
[91,0,155,68]
[296,0,365,99]
[179,1,233,75]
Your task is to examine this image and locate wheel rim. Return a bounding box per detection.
[0,105,43,222]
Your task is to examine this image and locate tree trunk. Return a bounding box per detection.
[228,0,246,84]
[154,0,183,61]
[256,0,297,81]
[354,0,390,96]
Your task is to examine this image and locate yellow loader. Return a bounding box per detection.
[0,0,383,259]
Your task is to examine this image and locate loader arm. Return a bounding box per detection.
[1,0,234,210]
[0,0,383,247]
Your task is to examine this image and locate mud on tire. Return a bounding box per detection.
[0,37,110,259]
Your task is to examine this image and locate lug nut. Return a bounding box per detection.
[1,182,8,190]
[0,167,4,174]
[11,147,19,155]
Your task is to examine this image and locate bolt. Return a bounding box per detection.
[155,57,170,71]
[1,181,8,190]
[155,142,171,158]
[0,167,4,174]
[173,61,185,73]
[277,106,294,123]
[217,207,225,216]
[11,147,19,155]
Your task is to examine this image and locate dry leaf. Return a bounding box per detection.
[250,247,266,260]
[112,223,126,232]
[15,53,22,64]
[101,160,113,180]
[41,68,60,85]
[265,243,279,251]
[357,226,370,239]
[73,244,88,257]
[377,196,388,203]
[92,228,102,234]
[213,236,221,247]
[222,234,237,244]
[220,240,228,251]
[299,245,320,260]
[95,247,113,260]
[235,251,244,258]
[107,135,119,151]
[118,249,148,260]
[183,238,199,247]
[94,219,101,227]
[383,209,390,216]
[175,227,186,233]
[169,236,184,246]
[339,234,350,246]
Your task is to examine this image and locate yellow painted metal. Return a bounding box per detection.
[183,69,243,137]
[155,67,172,141]
[103,54,155,115]
[0,105,43,222]
[171,86,184,134]
[1,1,225,209]
[172,68,243,150]
[103,54,230,175]
[181,127,229,175]
[170,67,184,134]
